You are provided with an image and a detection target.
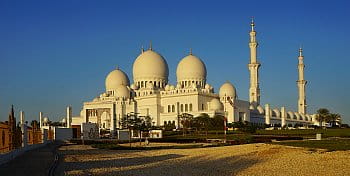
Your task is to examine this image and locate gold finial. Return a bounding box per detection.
[116,65,119,70]
[189,48,193,55]
[141,45,144,53]
[250,16,255,31]
[299,46,303,57]
[149,41,152,50]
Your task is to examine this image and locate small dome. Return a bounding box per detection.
[105,68,130,91]
[176,83,182,89]
[115,85,130,99]
[165,85,170,91]
[43,117,49,123]
[205,84,210,89]
[133,50,169,86]
[62,118,67,123]
[130,84,137,90]
[170,85,175,90]
[210,99,223,111]
[219,82,237,99]
[176,54,207,85]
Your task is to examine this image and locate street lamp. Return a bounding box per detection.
[224,94,227,143]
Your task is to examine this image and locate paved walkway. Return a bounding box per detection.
[0,142,59,176]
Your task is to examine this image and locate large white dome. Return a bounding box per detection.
[176,53,207,87]
[133,49,169,88]
[105,68,130,91]
[219,82,237,99]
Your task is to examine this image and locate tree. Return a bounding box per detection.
[193,113,211,137]
[328,113,341,127]
[316,108,330,127]
[210,114,225,131]
[179,113,194,136]
[121,113,151,146]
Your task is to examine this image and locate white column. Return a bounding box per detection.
[281,107,286,127]
[39,112,45,143]
[39,112,43,128]
[110,103,116,137]
[66,106,72,128]
[20,111,27,147]
[265,104,271,125]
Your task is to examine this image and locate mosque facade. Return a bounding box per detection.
[71,20,315,135]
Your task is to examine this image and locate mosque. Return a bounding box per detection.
[70,20,315,135]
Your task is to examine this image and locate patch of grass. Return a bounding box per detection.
[276,139,350,151]
[256,129,350,138]
[91,143,228,150]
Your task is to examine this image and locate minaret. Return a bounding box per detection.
[297,47,307,114]
[248,18,261,107]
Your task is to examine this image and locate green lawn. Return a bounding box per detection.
[256,128,350,138]
[91,143,227,150]
[276,139,350,151]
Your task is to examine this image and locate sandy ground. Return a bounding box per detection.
[56,143,350,176]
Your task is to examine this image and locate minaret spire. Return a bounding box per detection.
[248,18,261,107]
[141,45,144,53]
[189,48,193,55]
[251,17,255,32]
[297,47,307,114]
[149,41,152,50]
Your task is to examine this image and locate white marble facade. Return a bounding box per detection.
[71,20,315,134]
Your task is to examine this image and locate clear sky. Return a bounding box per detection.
[0,0,349,124]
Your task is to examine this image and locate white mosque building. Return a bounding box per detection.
[70,20,315,135]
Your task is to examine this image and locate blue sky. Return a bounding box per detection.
[0,0,349,124]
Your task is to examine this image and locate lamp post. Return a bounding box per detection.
[224,94,227,143]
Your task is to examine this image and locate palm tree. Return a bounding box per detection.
[316,108,330,127]
[328,113,341,127]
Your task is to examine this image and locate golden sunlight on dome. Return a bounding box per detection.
[132,49,169,88]
[219,81,237,99]
[105,67,130,91]
[176,51,207,88]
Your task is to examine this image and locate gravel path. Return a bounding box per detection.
[56,143,350,176]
